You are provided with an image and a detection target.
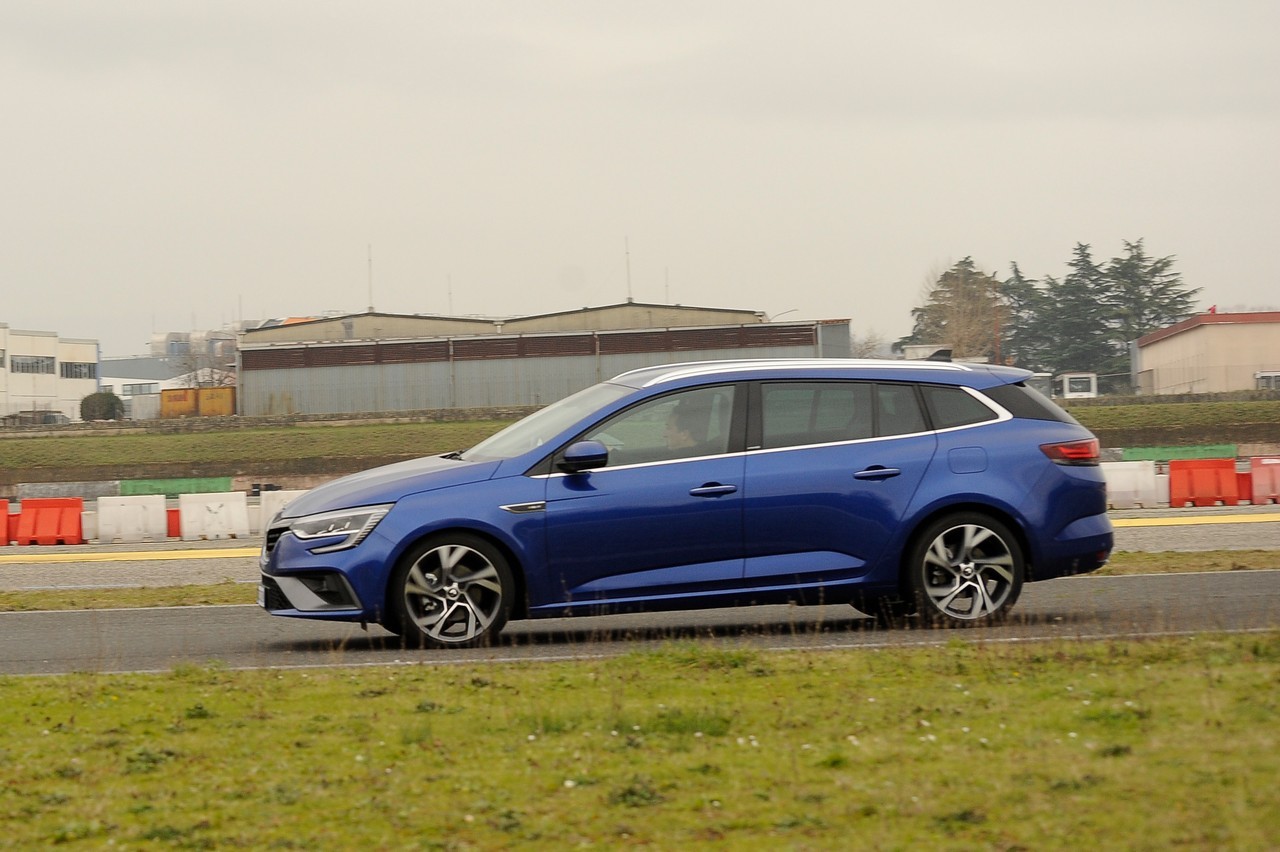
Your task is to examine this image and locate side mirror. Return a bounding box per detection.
[558,440,609,474]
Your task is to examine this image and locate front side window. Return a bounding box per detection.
[760,382,873,449]
[582,385,736,466]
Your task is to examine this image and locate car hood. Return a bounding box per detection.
[276,455,503,520]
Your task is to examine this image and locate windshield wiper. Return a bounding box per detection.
[440,450,465,460]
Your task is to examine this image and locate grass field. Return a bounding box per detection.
[0,421,509,471]
[0,398,1277,475]
[1,635,1275,848]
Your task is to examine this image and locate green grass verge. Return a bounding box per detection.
[0,421,511,469]
[1066,399,1280,431]
[1,635,1275,847]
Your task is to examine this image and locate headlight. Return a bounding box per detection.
[287,504,393,554]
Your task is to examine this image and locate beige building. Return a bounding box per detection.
[241,301,765,345]
[0,324,100,422]
[1134,311,1280,394]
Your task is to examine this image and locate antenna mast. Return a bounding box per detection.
[625,236,632,302]
[367,244,374,312]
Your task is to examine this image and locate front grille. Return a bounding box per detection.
[263,526,286,554]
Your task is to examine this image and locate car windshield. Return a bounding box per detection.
[460,382,634,461]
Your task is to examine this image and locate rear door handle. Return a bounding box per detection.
[690,483,738,497]
[854,467,901,480]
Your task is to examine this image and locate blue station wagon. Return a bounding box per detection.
[259,359,1113,647]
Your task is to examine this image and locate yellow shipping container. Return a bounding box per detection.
[160,389,198,418]
[197,387,236,416]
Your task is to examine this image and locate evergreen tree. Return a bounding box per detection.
[999,262,1051,371]
[1040,244,1124,386]
[1103,239,1200,344]
[899,239,1199,393]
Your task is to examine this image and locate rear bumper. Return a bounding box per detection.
[1032,512,1114,581]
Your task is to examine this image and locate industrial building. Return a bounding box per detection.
[237,302,849,416]
[1134,310,1280,395]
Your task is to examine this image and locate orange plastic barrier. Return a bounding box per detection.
[13,497,85,546]
[1252,457,1280,504]
[167,508,182,539]
[1,500,8,545]
[1168,459,1241,508]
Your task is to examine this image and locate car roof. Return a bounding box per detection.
[609,358,1033,390]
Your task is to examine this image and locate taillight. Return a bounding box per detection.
[1040,438,1100,466]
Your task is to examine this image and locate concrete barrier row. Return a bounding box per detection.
[1,491,306,546]
[4,457,1279,545]
[1103,457,1280,509]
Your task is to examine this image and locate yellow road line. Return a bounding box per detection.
[1111,513,1280,528]
[0,548,258,565]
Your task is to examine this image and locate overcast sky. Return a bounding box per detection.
[3,1,1277,357]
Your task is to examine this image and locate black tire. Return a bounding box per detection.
[907,513,1024,626]
[387,533,515,648]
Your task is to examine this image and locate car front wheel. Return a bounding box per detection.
[908,513,1024,625]
[389,533,515,648]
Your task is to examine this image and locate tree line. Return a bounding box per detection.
[894,240,1201,393]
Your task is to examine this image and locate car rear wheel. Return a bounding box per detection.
[908,513,1024,625]
[389,533,514,648]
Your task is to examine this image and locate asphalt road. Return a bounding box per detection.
[0,571,1278,675]
[1,508,1277,675]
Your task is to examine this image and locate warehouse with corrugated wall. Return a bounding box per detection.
[237,320,850,416]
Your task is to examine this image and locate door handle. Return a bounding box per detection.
[854,466,901,480]
[689,484,738,497]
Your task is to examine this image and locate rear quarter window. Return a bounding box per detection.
[920,385,999,429]
[982,383,1082,425]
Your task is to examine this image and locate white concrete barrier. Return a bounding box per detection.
[96,495,168,543]
[1101,460,1163,509]
[255,490,308,533]
[179,492,251,541]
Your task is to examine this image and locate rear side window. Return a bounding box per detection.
[761,382,873,449]
[920,385,999,429]
[876,383,927,436]
[983,383,1081,425]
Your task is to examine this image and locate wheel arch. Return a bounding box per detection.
[381,525,531,623]
[895,501,1035,593]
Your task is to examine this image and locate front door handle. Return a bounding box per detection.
[690,483,738,497]
[854,466,901,480]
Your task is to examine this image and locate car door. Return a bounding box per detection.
[740,381,937,585]
[538,384,746,610]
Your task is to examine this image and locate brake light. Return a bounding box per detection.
[1040,438,1100,465]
